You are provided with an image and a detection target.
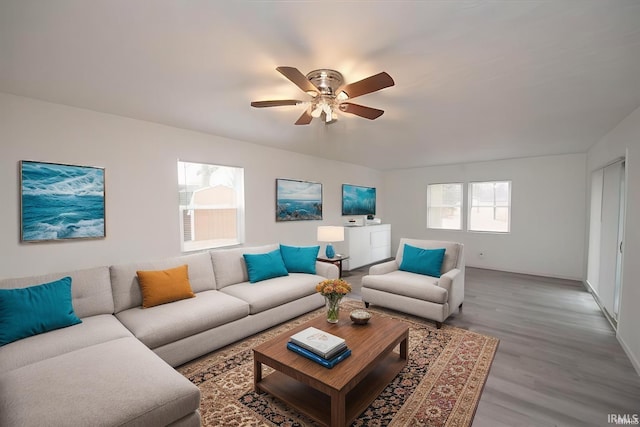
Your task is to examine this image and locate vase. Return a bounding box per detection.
[325,295,342,323]
[325,243,335,258]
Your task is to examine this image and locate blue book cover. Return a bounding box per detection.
[287,342,351,368]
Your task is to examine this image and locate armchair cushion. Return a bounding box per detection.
[399,245,445,278]
[361,271,448,304]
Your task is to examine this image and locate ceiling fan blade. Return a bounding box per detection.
[251,100,301,108]
[294,109,313,125]
[339,102,385,120]
[338,72,395,99]
[276,66,319,95]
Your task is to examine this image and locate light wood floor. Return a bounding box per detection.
[342,266,640,427]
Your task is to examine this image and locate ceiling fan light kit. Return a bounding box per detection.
[251,67,394,125]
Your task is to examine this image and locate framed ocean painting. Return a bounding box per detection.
[342,184,376,216]
[276,178,322,221]
[20,160,106,242]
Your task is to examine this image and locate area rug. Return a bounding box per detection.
[178,300,499,426]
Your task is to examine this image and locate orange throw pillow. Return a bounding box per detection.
[136,265,195,308]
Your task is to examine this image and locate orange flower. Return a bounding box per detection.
[316,279,352,297]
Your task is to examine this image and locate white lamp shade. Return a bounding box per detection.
[317,226,344,242]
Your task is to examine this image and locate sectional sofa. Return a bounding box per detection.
[0,243,338,426]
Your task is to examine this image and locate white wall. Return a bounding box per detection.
[4,90,636,371]
[0,93,382,278]
[587,105,640,374]
[382,154,587,280]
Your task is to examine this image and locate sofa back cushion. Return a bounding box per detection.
[396,239,462,275]
[110,252,215,313]
[210,244,279,289]
[0,266,113,319]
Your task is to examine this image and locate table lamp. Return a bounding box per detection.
[317,226,344,258]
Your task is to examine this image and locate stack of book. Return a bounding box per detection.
[288,327,351,368]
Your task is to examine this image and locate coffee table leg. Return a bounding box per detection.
[400,331,408,360]
[253,354,263,394]
[330,390,346,427]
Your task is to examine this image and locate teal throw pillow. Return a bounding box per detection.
[280,244,320,274]
[243,249,290,283]
[0,276,82,346]
[399,244,446,278]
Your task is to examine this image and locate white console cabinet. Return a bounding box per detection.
[339,224,391,271]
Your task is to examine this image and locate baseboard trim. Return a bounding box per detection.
[465,265,583,283]
[465,264,582,286]
[582,280,617,332]
[617,332,640,376]
[582,281,640,377]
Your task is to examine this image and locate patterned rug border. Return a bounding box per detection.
[178,299,499,426]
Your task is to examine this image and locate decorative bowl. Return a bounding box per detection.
[350,309,371,325]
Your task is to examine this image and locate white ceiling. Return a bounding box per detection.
[2,1,640,170]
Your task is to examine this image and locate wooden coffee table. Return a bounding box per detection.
[253,311,409,427]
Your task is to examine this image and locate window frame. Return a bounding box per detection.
[177,160,245,252]
[467,180,511,233]
[426,182,464,231]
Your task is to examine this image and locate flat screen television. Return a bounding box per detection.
[342,184,376,216]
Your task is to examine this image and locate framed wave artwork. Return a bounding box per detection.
[276,178,323,222]
[342,184,376,216]
[20,160,106,242]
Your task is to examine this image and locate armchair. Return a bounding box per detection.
[361,238,464,328]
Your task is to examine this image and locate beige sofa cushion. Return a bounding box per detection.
[0,337,200,427]
[0,266,113,318]
[115,290,249,349]
[0,314,132,374]
[396,239,461,274]
[110,252,216,313]
[210,244,279,289]
[361,270,448,304]
[220,273,323,315]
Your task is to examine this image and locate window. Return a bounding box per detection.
[427,183,463,230]
[178,161,245,251]
[468,181,511,233]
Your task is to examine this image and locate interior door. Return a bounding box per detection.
[597,161,624,321]
[613,162,625,319]
[587,168,603,293]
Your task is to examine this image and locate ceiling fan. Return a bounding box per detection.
[251,67,394,125]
